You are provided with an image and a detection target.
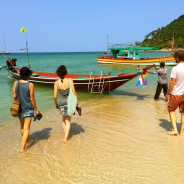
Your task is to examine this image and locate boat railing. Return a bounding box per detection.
[88,70,108,94]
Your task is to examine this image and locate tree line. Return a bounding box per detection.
[139,14,184,49]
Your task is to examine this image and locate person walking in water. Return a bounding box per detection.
[54,65,80,143]
[148,62,168,101]
[165,50,184,136]
[12,67,40,152]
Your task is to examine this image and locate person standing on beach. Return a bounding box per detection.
[165,50,184,135]
[54,65,80,143]
[148,62,168,101]
[13,67,40,152]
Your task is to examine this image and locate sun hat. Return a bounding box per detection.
[20,67,33,79]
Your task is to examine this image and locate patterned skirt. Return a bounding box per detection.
[59,103,68,116]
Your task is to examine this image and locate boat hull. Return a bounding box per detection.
[97,56,176,66]
[9,69,140,92]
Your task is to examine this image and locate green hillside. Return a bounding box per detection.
[140,14,184,49]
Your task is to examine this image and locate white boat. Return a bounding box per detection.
[0,34,10,54]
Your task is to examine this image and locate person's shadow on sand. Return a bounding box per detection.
[112,90,150,101]
[27,127,52,149]
[159,119,181,131]
[68,122,85,141]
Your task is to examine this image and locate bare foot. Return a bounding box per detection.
[167,130,178,136]
[19,147,25,153]
[64,138,68,144]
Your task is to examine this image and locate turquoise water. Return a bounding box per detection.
[2,52,184,184]
[0,52,173,124]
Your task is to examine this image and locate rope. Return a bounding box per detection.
[0,52,9,60]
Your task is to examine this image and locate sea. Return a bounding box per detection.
[1,52,184,184]
[0,51,172,124]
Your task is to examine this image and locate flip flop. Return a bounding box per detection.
[34,113,43,121]
[76,105,82,116]
[167,130,178,136]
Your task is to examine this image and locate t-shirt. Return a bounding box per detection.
[148,67,168,84]
[170,62,184,95]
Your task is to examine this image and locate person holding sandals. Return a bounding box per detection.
[54,65,81,143]
[12,67,41,152]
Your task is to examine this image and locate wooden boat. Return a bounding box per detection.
[6,59,144,93]
[98,46,176,66]
[8,68,141,93]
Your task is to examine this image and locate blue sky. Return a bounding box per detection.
[1,0,184,52]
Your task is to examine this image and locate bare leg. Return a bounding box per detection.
[64,116,71,143]
[62,118,66,134]
[20,118,31,152]
[180,113,184,135]
[168,111,178,134]
[20,119,24,136]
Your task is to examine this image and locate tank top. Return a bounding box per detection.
[57,80,70,106]
[16,81,33,111]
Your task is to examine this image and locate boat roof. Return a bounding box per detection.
[108,46,159,51]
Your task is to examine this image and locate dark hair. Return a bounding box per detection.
[56,65,67,79]
[173,50,184,61]
[20,67,33,80]
[160,62,165,67]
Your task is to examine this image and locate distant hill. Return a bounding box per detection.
[140,14,184,49]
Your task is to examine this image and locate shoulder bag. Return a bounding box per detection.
[10,81,20,117]
[67,79,77,116]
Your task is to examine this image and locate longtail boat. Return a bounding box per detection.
[5,58,148,93]
[98,46,176,66]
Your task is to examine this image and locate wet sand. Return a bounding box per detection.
[1,91,184,184]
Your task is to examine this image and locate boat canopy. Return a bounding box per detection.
[108,46,159,59]
[108,46,159,51]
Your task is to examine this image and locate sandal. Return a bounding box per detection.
[76,105,82,116]
[34,113,43,121]
[167,130,178,136]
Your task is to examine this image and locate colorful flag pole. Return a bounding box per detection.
[20,27,30,68]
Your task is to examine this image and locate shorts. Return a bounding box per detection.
[19,109,34,119]
[167,94,184,113]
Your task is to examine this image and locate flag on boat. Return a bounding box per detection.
[136,69,148,87]
[20,27,26,32]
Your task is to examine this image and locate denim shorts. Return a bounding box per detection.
[19,109,34,119]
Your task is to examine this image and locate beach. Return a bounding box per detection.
[1,87,184,184]
[1,52,184,183]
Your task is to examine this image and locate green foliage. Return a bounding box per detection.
[140,14,184,49]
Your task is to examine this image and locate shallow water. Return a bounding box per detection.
[1,52,183,184]
[1,86,184,184]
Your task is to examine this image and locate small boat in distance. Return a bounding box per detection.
[97,46,176,66]
[0,34,10,54]
[5,58,149,93]
[0,51,10,54]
